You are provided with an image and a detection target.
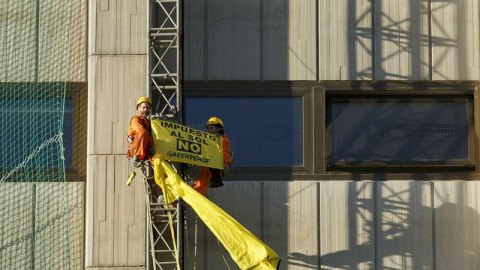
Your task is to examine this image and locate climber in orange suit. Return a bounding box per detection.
[193,116,231,195]
[126,97,155,167]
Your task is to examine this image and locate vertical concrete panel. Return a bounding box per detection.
[373,0,429,80]
[91,0,146,55]
[185,181,293,269]
[98,156,115,265]
[261,182,289,266]
[287,182,319,269]
[207,181,262,268]
[262,0,289,80]
[68,0,88,82]
[86,155,145,267]
[320,181,374,270]
[207,0,261,80]
[88,55,146,155]
[1,2,84,82]
[183,208,208,269]
[263,0,316,80]
[68,182,85,270]
[376,181,433,269]
[434,181,480,270]
[184,0,206,80]
[113,156,146,265]
[287,0,316,80]
[0,4,37,82]
[432,0,479,80]
[0,183,34,268]
[319,0,373,80]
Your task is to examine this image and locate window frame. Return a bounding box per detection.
[324,90,476,172]
[65,82,87,182]
[183,81,312,176]
[0,82,86,182]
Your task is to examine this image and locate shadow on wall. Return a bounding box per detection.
[348,0,460,80]
[286,181,480,269]
[68,182,85,270]
[67,0,87,82]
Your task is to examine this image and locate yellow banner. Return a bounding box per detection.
[154,159,281,270]
[151,119,224,169]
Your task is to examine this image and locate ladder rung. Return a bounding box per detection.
[151,219,176,223]
[152,73,178,78]
[151,85,177,90]
[152,39,177,43]
[154,250,176,253]
[151,32,177,37]
[158,261,177,265]
[154,45,178,49]
[151,27,177,31]
[150,202,178,206]
[153,0,177,3]
[150,210,178,215]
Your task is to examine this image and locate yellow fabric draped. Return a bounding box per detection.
[154,159,281,270]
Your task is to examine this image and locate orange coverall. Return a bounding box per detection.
[126,115,154,161]
[193,134,231,195]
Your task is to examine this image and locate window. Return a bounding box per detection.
[0,97,73,168]
[185,96,304,167]
[326,94,475,169]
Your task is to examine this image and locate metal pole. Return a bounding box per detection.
[177,0,183,123]
[146,0,152,268]
[147,0,153,101]
[176,1,184,269]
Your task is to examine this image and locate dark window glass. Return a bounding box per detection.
[185,97,303,166]
[0,98,73,168]
[327,97,472,167]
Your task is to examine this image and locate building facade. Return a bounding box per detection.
[78,0,480,269]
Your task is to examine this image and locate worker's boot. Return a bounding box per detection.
[148,147,156,158]
[209,169,224,188]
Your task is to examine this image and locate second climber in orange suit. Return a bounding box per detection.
[126,97,156,167]
[193,117,231,195]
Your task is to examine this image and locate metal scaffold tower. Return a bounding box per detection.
[148,0,182,121]
[147,0,183,269]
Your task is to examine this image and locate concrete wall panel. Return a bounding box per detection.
[433,181,480,270]
[68,182,86,270]
[286,0,317,81]
[374,0,430,80]
[319,181,375,270]
[376,181,433,269]
[89,0,147,55]
[207,0,261,80]
[88,55,147,155]
[262,0,290,80]
[0,182,84,270]
[184,0,206,81]
[431,0,479,80]
[85,155,145,267]
[319,0,373,80]
[68,0,88,82]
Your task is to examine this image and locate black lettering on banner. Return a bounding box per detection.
[177,139,202,154]
[160,119,216,143]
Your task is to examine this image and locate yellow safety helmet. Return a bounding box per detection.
[206,116,224,128]
[136,96,152,108]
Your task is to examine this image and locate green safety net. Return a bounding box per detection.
[0,0,73,269]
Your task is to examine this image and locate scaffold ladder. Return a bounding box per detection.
[148,0,182,122]
[142,164,183,270]
[147,0,183,268]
